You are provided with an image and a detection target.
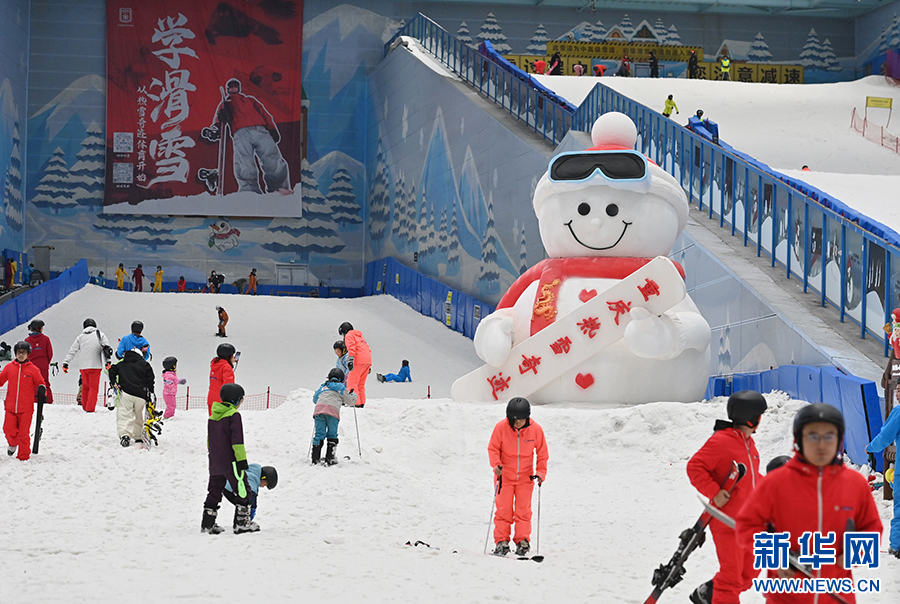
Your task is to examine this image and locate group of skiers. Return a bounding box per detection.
[101,265,259,295]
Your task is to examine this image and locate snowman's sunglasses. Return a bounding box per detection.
[549,150,647,183]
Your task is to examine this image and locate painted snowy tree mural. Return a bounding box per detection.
[821,39,841,72]
[417,195,429,261]
[592,20,607,42]
[258,159,344,258]
[665,24,682,46]
[477,195,501,298]
[369,140,391,253]
[653,19,667,44]
[892,15,900,48]
[30,147,78,214]
[618,15,635,40]
[438,208,448,255]
[69,121,105,206]
[748,33,773,63]
[391,170,407,251]
[3,120,24,230]
[527,24,549,55]
[478,13,511,53]
[446,202,460,275]
[92,214,189,250]
[406,179,418,252]
[457,22,474,47]
[800,29,828,69]
[514,218,527,275]
[328,167,362,226]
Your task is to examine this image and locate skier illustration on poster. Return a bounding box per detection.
[453,112,711,405]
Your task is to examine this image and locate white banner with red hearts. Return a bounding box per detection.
[451,256,687,402]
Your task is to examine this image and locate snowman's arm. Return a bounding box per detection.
[668,308,712,354]
[624,306,710,361]
[474,308,517,367]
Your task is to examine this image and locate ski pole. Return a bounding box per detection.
[535,479,542,556]
[307,425,316,460]
[484,475,501,554]
[353,405,362,458]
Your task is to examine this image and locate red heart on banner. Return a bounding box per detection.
[575,373,595,389]
[579,289,597,303]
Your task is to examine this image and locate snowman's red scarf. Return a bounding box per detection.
[496,257,685,336]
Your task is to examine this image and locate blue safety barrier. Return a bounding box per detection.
[0,259,90,334]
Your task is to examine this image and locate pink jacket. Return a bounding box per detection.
[344,329,371,365]
[162,370,184,397]
[488,419,548,484]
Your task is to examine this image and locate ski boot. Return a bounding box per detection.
[493,541,510,556]
[689,579,714,604]
[311,443,323,465]
[376,373,386,383]
[201,507,225,535]
[120,435,130,448]
[515,539,530,557]
[7,445,16,456]
[324,438,339,466]
[234,504,260,534]
[889,547,900,559]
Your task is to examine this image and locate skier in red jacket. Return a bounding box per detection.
[686,391,767,604]
[735,404,883,604]
[2,341,47,461]
[25,319,53,404]
[207,343,236,416]
[339,322,371,408]
[488,397,549,557]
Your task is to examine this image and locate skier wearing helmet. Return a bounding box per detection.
[207,78,290,194]
[736,404,883,603]
[216,305,229,338]
[25,319,53,404]
[338,322,372,408]
[310,368,357,465]
[487,397,549,557]
[1,341,46,461]
[107,346,155,448]
[61,318,112,412]
[685,391,767,604]
[117,320,150,360]
[207,343,237,416]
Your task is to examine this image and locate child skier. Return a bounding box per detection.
[223,463,278,527]
[153,266,163,292]
[216,306,229,337]
[25,319,54,404]
[107,346,155,447]
[207,343,236,415]
[2,342,47,461]
[488,397,548,557]
[161,356,187,419]
[117,320,150,360]
[339,322,371,408]
[311,368,357,465]
[376,360,411,383]
[202,383,259,534]
[333,341,350,381]
[866,402,900,558]
[686,390,767,604]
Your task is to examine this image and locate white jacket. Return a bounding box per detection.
[63,326,111,370]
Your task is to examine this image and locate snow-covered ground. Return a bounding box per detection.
[0,290,896,603]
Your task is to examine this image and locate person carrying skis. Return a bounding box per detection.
[107,346,155,447]
[311,368,357,465]
[2,342,46,461]
[115,263,126,290]
[132,264,145,292]
[245,268,258,295]
[216,306,229,337]
[25,320,53,405]
[152,266,163,292]
[376,360,411,383]
[207,343,236,416]
[223,463,278,528]
[686,391,767,604]
[117,320,150,360]
[339,322,371,408]
[663,94,679,118]
[735,404,883,603]
[62,318,112,413]
[202,383,259,534]
[161,356,187,419]
[866,401,900,558]
[333,341,350,382]
[488,397,548,557]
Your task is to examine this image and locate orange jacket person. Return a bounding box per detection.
[2,341,47,461]
[339,322,371,408]
[216,306,229,337]
[207,343,236,415]
[488,397,548,557]
[245,268,257,295]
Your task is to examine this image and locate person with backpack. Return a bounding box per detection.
[108,346,155,447]
[62,318,113,413]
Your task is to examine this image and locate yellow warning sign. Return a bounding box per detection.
[866,97,893,109]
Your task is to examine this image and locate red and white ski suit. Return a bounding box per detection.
[687,426,762,603]
[488,419,549,545]
[344,329,371,407]
[735,455,883,604]
[1,360,46,461]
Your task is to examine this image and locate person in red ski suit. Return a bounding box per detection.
[488,397,548,557]
[2,341,46,461]
[735,404,883,604]
[339,322,371,408]
[25,319,53,404]
[132,264,145,292]
[686,391,767,604]
[207,343,236,416]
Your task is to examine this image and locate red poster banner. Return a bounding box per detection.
[105,0,303,217]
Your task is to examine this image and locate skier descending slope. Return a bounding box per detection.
[686,391,767,604]
[488,397,548,557]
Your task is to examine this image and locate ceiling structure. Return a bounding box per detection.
[412,0,886,19]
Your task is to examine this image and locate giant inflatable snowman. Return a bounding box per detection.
[453,113,710,405]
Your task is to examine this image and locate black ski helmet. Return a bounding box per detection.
[328,368,345,382]
[792,403,845,456]
[14,341,32,356]
[726,390,768,428]
[260,465,278,489]
[696,109,704,119]
[27,319,45,331]
[338,322,354,336]
[162,356,178,372]
[765,455,791,474]
[83,318,97,329]
[216,343,236,360]
[506,397,531,428]
[219,383,245,406]
[333,340,347,354]
[131,320,144,334]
